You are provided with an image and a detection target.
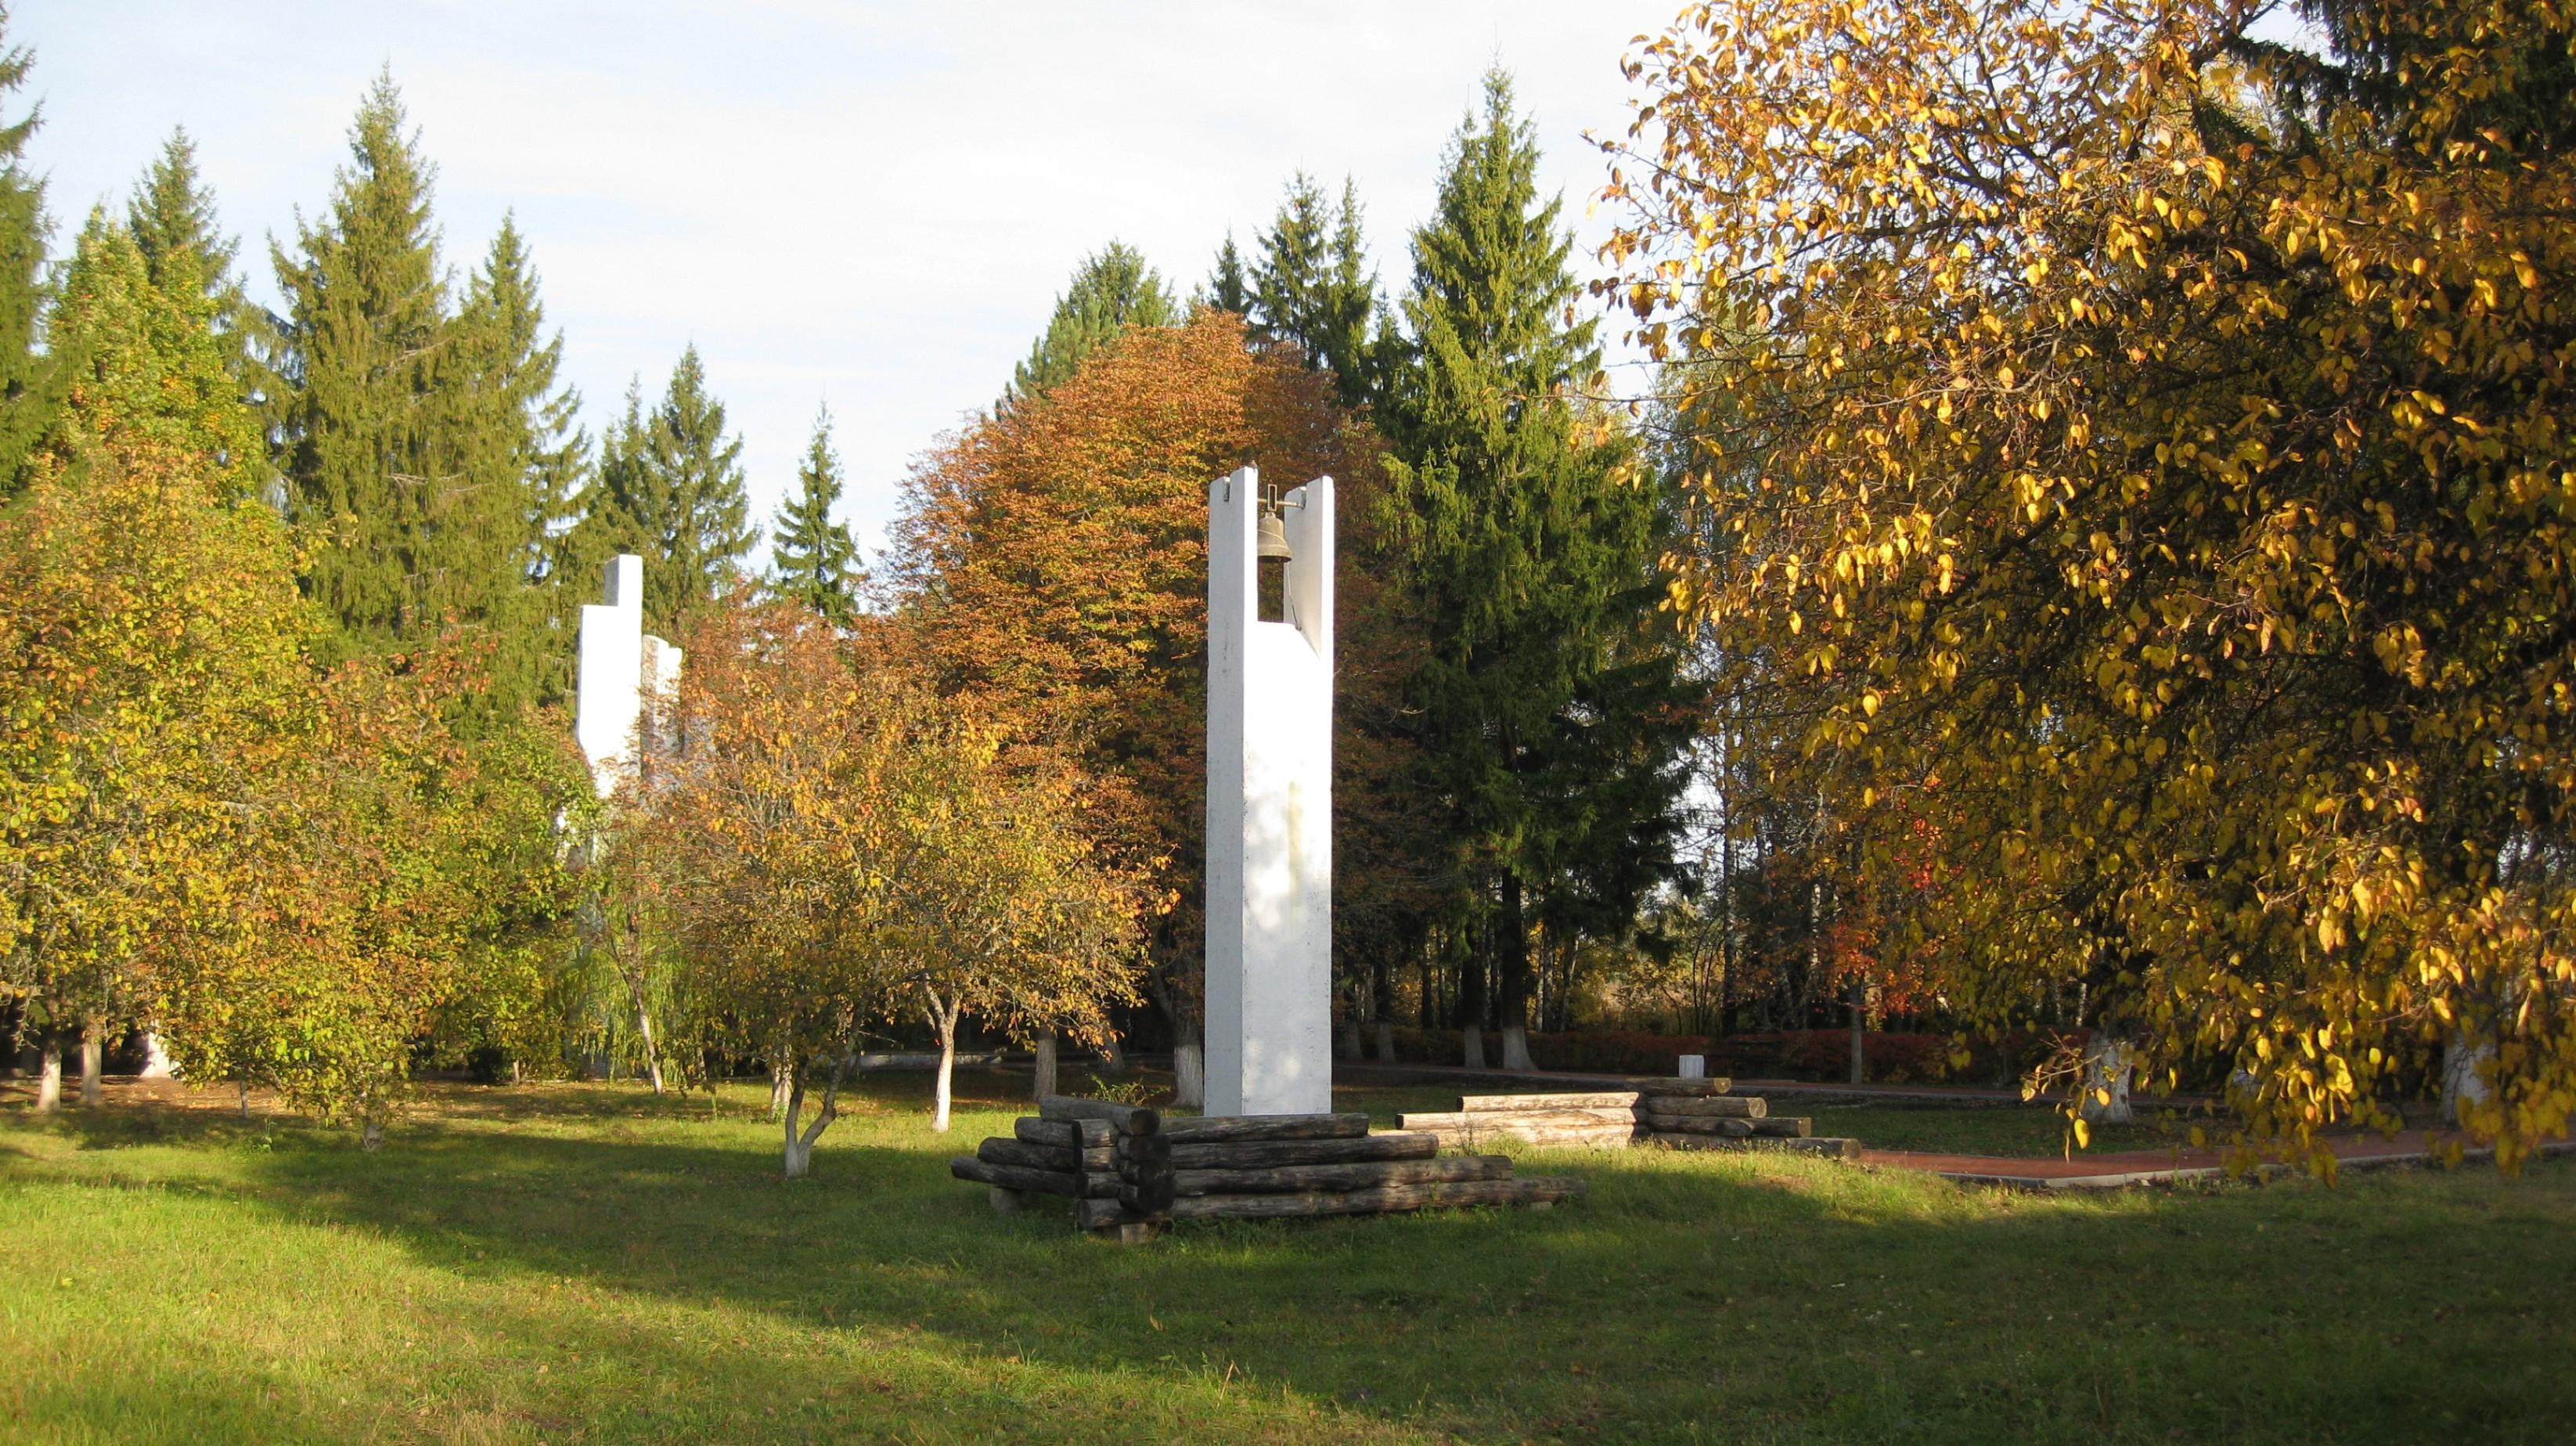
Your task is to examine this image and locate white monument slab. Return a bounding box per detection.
[1205,465,1335,1117]
[575,553,683,796]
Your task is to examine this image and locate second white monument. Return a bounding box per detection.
[1204,465,1334,1117]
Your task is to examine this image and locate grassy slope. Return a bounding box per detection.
[2,1073,2569,1444]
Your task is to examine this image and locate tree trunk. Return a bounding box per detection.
[238,1073,252,1120]
[1173,1039,1205,1109]
[769,1055,791,1121]
[78,1019,103,1107]
[1031,1035,1058,1101]
[2077,1033,2135,1124]
[35,1037,61,1112]
[361,1111,384,1151]
[629,982,665,1096]
[928,990,960,1134]
[782,1052,846,1179]
[1374,1020,1396,1063]
[1098,1033,1126,1075]
[1847,981,1867,1085]
[1461,1021,1489,1070]
[1495,873,1534,1069]
[1335,1018,1364,1062]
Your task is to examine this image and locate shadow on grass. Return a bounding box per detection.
[10,1082,2575,1443]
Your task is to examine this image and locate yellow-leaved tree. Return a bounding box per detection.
[1605,0,2576,1167]
[647,600,1142,1175]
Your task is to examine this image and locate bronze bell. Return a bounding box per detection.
[1256,503,1293,562]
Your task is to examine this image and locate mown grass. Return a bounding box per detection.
[2,1071,2570,1444]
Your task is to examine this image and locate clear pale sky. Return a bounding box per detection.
[15,2,1684,560]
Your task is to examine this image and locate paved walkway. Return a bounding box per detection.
[1857,1131,2576,1188]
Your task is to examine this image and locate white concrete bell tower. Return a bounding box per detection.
[1205,465,1334,1117]
[575,554,683,797]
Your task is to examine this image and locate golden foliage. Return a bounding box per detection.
[1605,0,2576,1163]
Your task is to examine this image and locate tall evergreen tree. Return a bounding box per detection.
[769,404,859,626]
[44,211,262,500]
[1002,241,1177,409]
[1199,233,1251,316]
[1249,173,1379,409]
[1380,70,1696,1070]
[578,347,752,638]
[125,129,245,342]
[0,9,52,497]
[271,72,526,680]
[455,211,587,701]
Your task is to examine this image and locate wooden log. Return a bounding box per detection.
[1113,1131,1173,1163]
[1416,1127,1639,1150]
[1165,1174,1588,1221]
[1015,1116,1114,1149]
[1039,1094,1158,1136]
[976,1138,1111,1172]
[1748,1116,1812,1138]
[1074,1197,1160,1230]
[1167,1133,1439,1170]
[1400,1108,1638,1130]
[1634,1076,1734,1097]
[1159,1113,1371,1143]
[1119,1176,1178,1215]
[1635,1095,1766,1119]
[1643,1116,1754,1139]
[950,1156,1083,1196]
[1175,1155,1512,1196]
[1459,1091,1641,1112]
[1655,1134,1854,1159]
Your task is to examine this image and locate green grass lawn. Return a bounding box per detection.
[3,1072,2570,1444]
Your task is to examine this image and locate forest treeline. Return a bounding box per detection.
[9,0,2576,1171]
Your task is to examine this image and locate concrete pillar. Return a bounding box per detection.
[575,554,683,796]
[1205,465,1334,1117]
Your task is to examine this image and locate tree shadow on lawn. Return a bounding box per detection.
[16,1092,2576,1444]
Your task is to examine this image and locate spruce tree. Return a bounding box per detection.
[45,210,262,499]
[271,71,525,678]
[769,405,859,626]
[1199,233,1251,316]
[1002,241,1177,409]
[1380,70,1695,1069]
[0,12,51,497]
[1250,173,1379,408]
[125,129,246,344]
[455,211,587,701]
[578,347,752,638]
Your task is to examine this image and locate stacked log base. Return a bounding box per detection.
[1396,1079,1861,1159]
[953,1097,1584,1235]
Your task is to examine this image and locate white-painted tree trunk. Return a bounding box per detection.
[78,1020,102,1107]
[2441,1030,2495,1128]
[35,1040,61,1112]
[2078,1033,2136,1124]
[1499,1022,1536,1073]
[769,1056,791,1121]
[1031,1036,1058,1101]
[238,1074,252,1120]
[1374,1021,1396,1063]
[780,1058,843,1179]
[928,990,960,1134]
[1173,1040,1205,1109]
[360,1112,385,1151]
[1461,1022,1489,1070]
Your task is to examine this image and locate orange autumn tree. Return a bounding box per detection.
[889,309,1430,1094]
